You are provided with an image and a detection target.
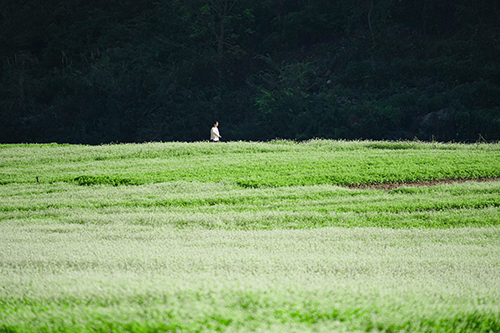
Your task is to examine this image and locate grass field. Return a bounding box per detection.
[1,140,500,332]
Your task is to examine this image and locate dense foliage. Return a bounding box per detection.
[1,0,500,143]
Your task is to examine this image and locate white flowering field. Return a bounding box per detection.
[1,140,499,332]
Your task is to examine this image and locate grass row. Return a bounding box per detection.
[1,140,499,187]
[1,226,499,333]
[1,181,500,228]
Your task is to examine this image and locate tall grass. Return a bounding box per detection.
[1,226,499,332]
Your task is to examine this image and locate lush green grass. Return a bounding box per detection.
[1,140,499,187]
[1,140,500,332]
[1,181,500,229]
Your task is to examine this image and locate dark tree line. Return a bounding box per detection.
[1,0,499,143]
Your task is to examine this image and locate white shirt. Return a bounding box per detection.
[210,127,220,141]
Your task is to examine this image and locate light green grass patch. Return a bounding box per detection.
[2,181,499,229]
[1,226,499,332]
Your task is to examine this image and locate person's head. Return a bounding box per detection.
[213,121,219,127]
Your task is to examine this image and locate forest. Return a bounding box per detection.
[1,0,499,144]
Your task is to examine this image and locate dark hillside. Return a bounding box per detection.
[1,0,499,143]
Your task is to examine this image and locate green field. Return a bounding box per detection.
[1,140,500,332]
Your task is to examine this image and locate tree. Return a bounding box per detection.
[172,0,256,63]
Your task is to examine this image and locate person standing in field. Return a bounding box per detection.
[210,121,222,142]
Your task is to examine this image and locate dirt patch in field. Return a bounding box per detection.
[349,178,500,191]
